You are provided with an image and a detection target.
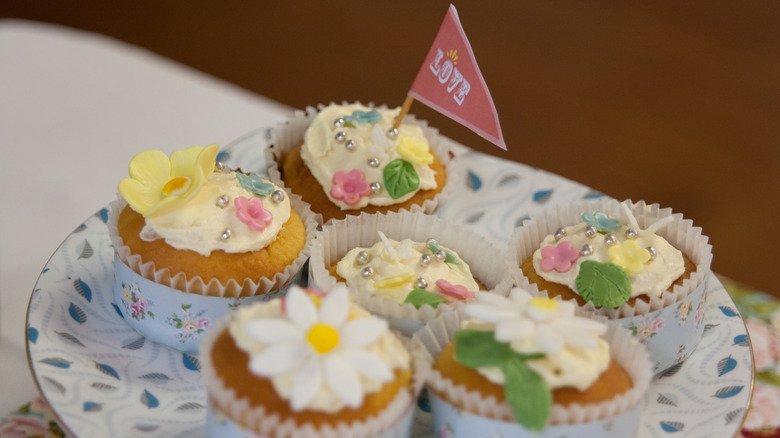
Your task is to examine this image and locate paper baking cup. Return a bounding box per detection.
[413,310,652,437]
[199,307,429,438]
[506,198,713,372]
[106,189,318,353]
[308,211,513,336]
[265,101,464,225]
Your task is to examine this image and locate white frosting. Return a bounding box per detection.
[229,287,410,413]
[301,103,438,210]
[532,222,685,299]
[141,172,291,256]
[463,289,610,391]
[336,236,479,303]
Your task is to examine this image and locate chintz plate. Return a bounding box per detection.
[26,130,753,437]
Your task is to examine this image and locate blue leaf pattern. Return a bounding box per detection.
[714,386,744,399]
[719,306,739,317]
[182,353,200,371]
[532,189,553,203]
[141,389,160,409]
[660,421,685,432]
[39,358,72,369]
[96,208,109,223]
[77,240,93,259]
[95,362,120,380]
[112,303,124,319]
[718,356,737,376]
[466,171,482,190]
[69,302,87,324]
[74,278,92,302]
[83,401,102,412]
[27,326,39,344]
[733,334,749,347]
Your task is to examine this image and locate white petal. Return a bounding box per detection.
[559,328,600,350]
[494,319,534,343]
[319,285,349,326]
[465,303,518,323]
[248,342,308,376]
[533,325,564,355]
[508,288,533,307]
[245,318,301,344]
[324,354,363,408]
[340,348,393,381]
[290,356,322,411]
[340,317,388,347]
[475,291,516,308]
[525,305,556,322]
[286,286,318,329]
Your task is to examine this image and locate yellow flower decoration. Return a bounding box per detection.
[396,136,434,165]
[607,239,651,275]
[118,144,219,217]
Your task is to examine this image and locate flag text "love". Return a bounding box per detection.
[428,48,471,106]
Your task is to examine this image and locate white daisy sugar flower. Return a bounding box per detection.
[464,288,607,356]
[244,285,393,410]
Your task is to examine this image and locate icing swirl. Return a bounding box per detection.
[302,104,438,210]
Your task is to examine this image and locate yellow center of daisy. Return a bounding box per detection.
[529,297,559,311]
[307,323,339,354]
[375,272,414,289]
[162,176,192,197]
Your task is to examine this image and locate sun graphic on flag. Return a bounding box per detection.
[446,49,459,65]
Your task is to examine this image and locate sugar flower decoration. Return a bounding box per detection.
[344,109,381,125]
[607,239,651,275]
[435,279,475,300]
[582,211,621,233]
[234,196,273,231]
[396,136,434,165]
[540,241,580,273]
[465,288,606,356]
[118,144,219,217]
[330,169,372,206]
[244,286,393,410]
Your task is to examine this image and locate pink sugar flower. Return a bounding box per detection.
[435,279,476,300]
[234,196,273,231]
[330,170,371,206]
[540,241,580,273]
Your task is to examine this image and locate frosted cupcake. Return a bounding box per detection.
[309,211,513,336]
[507,198,712,371]
[200,285,427,437]
[415,288,652,437]
[266,102,461,223]
[107,144,317,351]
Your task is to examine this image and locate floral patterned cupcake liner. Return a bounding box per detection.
[506,198,713,371]
[308,211,513,336]
[264,101,465,225]
[199,304,430,438]
[413,309,652,437]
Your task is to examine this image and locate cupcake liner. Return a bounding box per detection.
[107,185,319,298]
[308,211,513,336]
[265,101,465,225]
[505,198,713,372]
[199,308,430,438]
[413,309,652,435]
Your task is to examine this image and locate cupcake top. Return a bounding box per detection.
[456,288,610,429]
[336,233,479,307]
[301,103,438,210]
[118,144,291,256]
[228,285,410,413]
[532,207,684,307]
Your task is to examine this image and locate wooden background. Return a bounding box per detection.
[4,1,779,295]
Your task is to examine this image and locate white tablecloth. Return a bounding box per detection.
[0,19,291,415]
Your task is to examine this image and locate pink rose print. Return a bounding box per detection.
[330,170,371,206]
[435,279,476,300]
[234,196,273,231]
[540,241,580,273]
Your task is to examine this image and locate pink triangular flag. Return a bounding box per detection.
[409,4,506,150]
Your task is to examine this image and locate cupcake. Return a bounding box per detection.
[414,288,652,437]
[108,144,317,352]
[266,102,461,223]
[309,211,513,336]
[507,198,713,371]
[200,284,428,438]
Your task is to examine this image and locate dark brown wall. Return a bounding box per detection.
[4,1,779,295]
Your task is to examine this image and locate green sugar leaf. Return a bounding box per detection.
[236,173,275,196]
[425,241,462,265]
[403,288,447,309]
[383,159,419,200]
[575,260,632,308]
[454,330,515,368]
[503,355,552,432]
